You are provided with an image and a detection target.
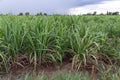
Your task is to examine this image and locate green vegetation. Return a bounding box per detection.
[0,15,120,79]
[0,72,90,80]
[1,70,120,80]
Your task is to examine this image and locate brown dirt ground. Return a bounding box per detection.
[0,54,118,79]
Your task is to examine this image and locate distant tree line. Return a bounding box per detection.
[106,11,119,15]
[0,12,48,16]
[86,11,97,15]
[0,11,119,16]
[15,11,120,16]
[18,12,47,16]
[85,11,119,16]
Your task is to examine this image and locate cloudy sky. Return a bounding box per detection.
[0,0,120,15]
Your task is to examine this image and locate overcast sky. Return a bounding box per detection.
[0,0,120,15]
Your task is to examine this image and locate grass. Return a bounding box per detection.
[1,70,120,80]
[0,15,120,79]
[0,72,90,80]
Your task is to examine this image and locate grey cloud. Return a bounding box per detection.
[73,0,112,6]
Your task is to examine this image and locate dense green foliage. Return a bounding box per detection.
[0,15,120,72]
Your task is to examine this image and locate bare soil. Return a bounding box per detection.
[0,54,119,79]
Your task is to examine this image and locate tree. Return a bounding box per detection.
[18,12,23,16]
[107,11,112,15]
[40,12,42,15]
[93,11,97,15]
[107,11,119,15]
[112,12,119,15]
[25,12,30,16]
[43,13,47,16]
[36,12,43,16]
